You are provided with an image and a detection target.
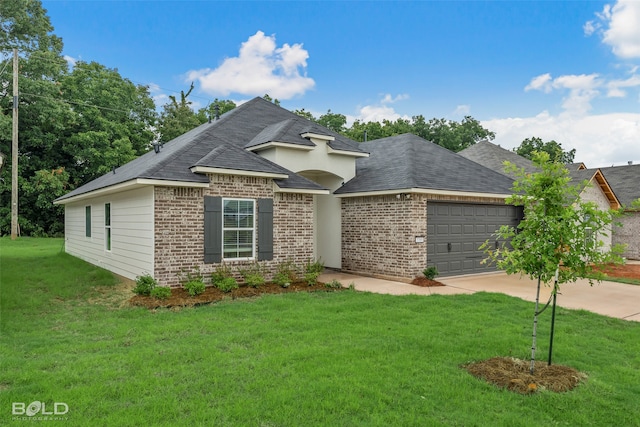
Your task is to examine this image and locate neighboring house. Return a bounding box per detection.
[574,163,640,260]
[55,99,530,286]
[459,140,621,254]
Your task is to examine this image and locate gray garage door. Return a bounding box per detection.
[427,202,522,276]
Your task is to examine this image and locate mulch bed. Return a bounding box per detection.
[129,282,344,309]
[464,357,587,394]
[410,276,446,287]
[594,263,640,280]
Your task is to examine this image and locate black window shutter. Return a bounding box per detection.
[204,196,222,263]
[257,198,274,261]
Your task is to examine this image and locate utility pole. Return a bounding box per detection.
[11,48,18,239]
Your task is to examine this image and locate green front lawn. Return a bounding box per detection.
[1,238,639,426]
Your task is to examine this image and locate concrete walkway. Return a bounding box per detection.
[319,270,640,322]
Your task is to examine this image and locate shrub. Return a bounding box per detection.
[239,262,266,288]
[304,258,324,286]
[150,286,171,300]
[184,280,205,296]
[211,263,233,285]
[423,266,439,280]
[325,279,343,289]
[133,274,157,296]
[216,276,239,293]
[179,266,204,284]
[273,260,299,287]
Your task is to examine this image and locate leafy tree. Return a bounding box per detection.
[197,98,236,122]
[0,0,71,235]
[157,82,201,143]
[342,114,494,151]
[262,94,280,106]
[59,61,156,183]
[482,151,623,373]
[514,137,576,164]
[292,108,315,121]
[317,110,347,133]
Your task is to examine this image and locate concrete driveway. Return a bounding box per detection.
[319,270,640,322]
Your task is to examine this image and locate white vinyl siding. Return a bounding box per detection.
[64,186,154,280]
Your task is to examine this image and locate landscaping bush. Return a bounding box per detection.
[150,286,171,300]
[325,279,343,289]
[304,258,324,286]
[133,274,157,296]
[211,263,233,286]
[184,280,206,296]
[215,276,239,293]
[423,266,439,280]
[273,260,299,288]
[239,262,266,288]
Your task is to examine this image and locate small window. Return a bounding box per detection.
[105,203,111,251]
[222,199,255,259]
[85,206,91,237]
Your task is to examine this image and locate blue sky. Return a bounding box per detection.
[43,0,640,167]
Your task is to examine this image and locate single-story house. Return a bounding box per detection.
[459,140,623,255]
[57,98,596,286]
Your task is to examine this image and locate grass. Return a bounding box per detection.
[1,238,639,426]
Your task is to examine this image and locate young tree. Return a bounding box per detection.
[482,151,624,374]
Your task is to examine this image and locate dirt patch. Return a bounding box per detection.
[129,282,344,309]
[410,276,446,287]
[464,357,587,394]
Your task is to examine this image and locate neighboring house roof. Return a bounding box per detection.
[458,140,539,177]
[595,164,640,208]
[334,133,515,196]
[568,169,620,209]
[458,140,621,209]
[56,97,366,203]
[567,162,586,170]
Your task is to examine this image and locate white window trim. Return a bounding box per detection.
[222,198,256,261]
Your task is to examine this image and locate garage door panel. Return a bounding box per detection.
[427,202,521,276]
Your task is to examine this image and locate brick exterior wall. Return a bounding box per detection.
[342,194,427,281]
[341,193,511,281]
[613,212,640,260]
[154,174,314,287]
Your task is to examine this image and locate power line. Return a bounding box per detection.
[15,50,222,106]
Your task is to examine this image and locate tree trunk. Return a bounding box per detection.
[530,275,542,375]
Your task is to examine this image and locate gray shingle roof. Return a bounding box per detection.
[458,140,539,177]
[595,164,640,207]
[335,134,515,195]
[56,97,365,201]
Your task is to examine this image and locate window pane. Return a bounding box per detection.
[106,228,111,251]
[222,199,254,259]
[85,206,91,237]
[105,203,111,226]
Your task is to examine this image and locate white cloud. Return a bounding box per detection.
[380,93,409,104]
[185,31,315,99]
[587,0,640,59]
[525,73,553,93]
[350,94,411,124]
[453,104,470,116]
[63,55,77,68]
[607,73,640,97]
[483,111,640,167]
[525,73,602,115]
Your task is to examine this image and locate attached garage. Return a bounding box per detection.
[427,202,522,276]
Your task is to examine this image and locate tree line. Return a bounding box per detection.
[0,0,574,236]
